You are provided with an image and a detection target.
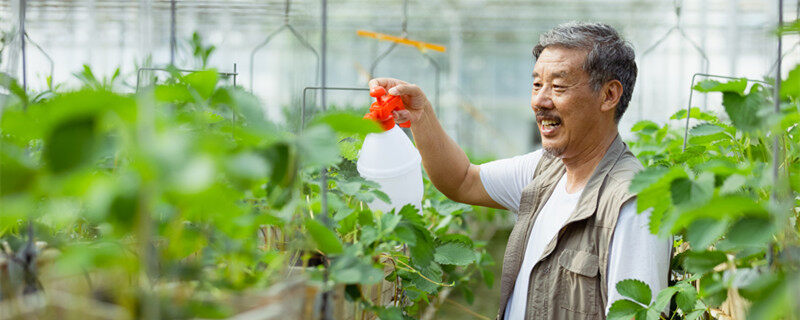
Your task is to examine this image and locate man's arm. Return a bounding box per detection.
[368,78,503,209]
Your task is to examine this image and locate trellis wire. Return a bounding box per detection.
[768,0,785,267]
[19,0,27,92]
[638,0,710,120]
[134,66,238,92]
[248,0,320,92]
[681,73,769,151]
[368,0,441,115]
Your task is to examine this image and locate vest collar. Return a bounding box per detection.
[532,134,627,266]
[564,134,627,226]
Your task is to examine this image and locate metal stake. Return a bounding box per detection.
[170,0,177,66]
[682,73,769,151]
[768,0,785,267]
[19,0,27,92]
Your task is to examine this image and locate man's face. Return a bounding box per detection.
[531,46,604,158]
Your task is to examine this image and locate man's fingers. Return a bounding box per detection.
[394,110,412,123]
[387,84,421,97]
[368,78,405,90]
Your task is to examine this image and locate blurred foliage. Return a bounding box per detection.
[0,56,505,318]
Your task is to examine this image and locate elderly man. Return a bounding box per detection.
[369,22,669,319]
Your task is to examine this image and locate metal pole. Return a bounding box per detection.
[19,0,27,92]
[170,0,176,66]
[768,0,784,267]
[320,0,329,223]
[319,1,333,318]
[682,73,769,151]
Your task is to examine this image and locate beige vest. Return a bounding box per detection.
[497,136,643,320]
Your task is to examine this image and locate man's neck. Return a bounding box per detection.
[561,131,617,194]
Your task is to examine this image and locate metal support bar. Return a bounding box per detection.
[682,73,770,151]
[19,0,27,92]
[170,0,177,66]
[768,0,785,267]
[135,67,238,92]
[638,0,711,119]
[23,33,54,86]
[318,1,333,318]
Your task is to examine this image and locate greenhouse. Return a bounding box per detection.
[0,0,799,319]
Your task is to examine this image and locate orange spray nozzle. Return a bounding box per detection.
[363,86,411,131]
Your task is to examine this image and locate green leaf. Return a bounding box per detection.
[631,120,660,133]
[686,218,729,249]
[0,72,28,102]
[44,117,98,173]
[182,69,219,99]
[683,250,726,274]
[689,123,724,136]
[312,111,382,135]
[652,286,679,313]
[379,212,401,233]
[616,279,652,305]
[722,87,769,133]
[305,219,343,254]
[781,64,800,99]
[719,174,747,194]
[693,78,748,95]
[672,195,766,232]
[296,125,341,168]
[433,242,477,266]
[607,299,645,320]
[330,254,383,284]
[0,143,38,195]
[405,262,442,293]
[669,174,713,208]
[685,310,705,320]
[675,286,698,312]
[630,167,669,193]
[726,216,774,247]
[670,108,718,121]
[376,306,405,320]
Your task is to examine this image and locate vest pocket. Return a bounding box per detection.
[556,249,600,317]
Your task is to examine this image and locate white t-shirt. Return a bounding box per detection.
[479,150,670,318]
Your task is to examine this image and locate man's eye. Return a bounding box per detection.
[533,83,542,89]
[553,85,565,89]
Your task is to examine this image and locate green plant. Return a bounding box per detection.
[0,58,501,319]
[610,62,800,319]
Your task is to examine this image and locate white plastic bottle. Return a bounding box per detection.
[357,126,423,214]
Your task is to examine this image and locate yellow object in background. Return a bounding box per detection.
[356,30,447,53]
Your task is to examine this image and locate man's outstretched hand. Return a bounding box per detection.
[368,78,433,124]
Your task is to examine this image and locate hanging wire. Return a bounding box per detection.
[367,0,441,115]
[637,0,710,119]
[248,0,320,92]
[170,0,176,66]
[19,0,27,92]
[766,0,799,77]
[681,73,769,151]
[24,33,54,86]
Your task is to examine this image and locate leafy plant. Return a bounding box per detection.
[0,56,501,319]
[613,60,800,319]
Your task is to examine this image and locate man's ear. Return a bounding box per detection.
[600,80,623,113]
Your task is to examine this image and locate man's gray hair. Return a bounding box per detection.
[533,22,637,122]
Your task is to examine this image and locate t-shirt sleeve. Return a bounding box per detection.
[478,150,543,213]
[605,199,672,315]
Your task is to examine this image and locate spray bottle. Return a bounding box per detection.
[357,86,423,213]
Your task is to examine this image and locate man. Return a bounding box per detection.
[369,22,669,319]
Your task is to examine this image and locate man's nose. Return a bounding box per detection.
[531,87,554,111]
